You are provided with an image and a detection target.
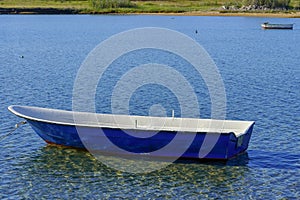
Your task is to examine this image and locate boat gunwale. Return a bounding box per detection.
[8,105,255,136]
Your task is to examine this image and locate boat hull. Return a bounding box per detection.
[261,23,293,29]
[26,119,254,160]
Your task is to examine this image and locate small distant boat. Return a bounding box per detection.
[8,105,255,160]
[261,22,293,29]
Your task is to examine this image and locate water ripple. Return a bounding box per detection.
[0,15,299,199]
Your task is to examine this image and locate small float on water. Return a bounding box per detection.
[261,22,293,29]
[8,105,255,160]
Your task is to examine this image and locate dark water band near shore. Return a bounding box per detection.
[0,8,80,14]
[1,7,300,17]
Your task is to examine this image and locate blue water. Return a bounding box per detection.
[0,15,299,199]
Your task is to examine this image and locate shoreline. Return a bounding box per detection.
[0,7,300,18]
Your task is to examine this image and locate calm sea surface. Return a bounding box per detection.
[0,15,299,199]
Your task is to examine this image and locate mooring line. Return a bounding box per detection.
[0,121,27,142]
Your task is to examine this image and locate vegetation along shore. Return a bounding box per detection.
[0,0,300,17]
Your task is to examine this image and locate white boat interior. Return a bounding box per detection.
[9,105,254,137]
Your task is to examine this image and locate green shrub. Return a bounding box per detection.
[89,0,133,9]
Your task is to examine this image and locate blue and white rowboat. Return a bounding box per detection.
[261,22,293,29]
[8,105,255,160]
